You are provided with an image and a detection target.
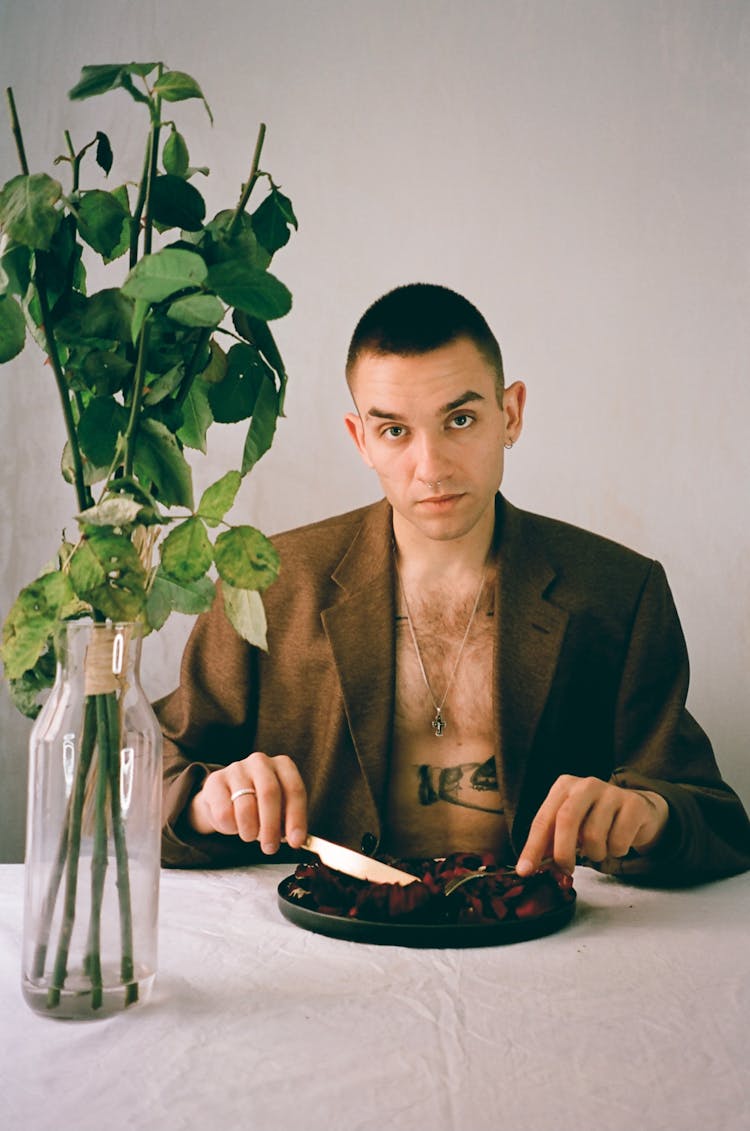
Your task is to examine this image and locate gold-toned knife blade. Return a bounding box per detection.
[302,834,418,886]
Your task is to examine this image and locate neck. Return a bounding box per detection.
[392,501,496,586]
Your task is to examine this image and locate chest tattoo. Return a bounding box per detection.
[417,756,504,814]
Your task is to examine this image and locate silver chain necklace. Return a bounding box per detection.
[395,557,488,737]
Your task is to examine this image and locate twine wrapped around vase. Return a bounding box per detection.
[83,625,133,696]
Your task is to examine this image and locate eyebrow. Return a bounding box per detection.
[366,389,486,420]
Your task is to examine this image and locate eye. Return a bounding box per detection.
[382,424,405,439]
[449,413,474,430]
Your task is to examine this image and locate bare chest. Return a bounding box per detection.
[384,584,510,859]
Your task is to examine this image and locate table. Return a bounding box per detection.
[1,863,748,1131]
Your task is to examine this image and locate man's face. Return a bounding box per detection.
[345,337,525,546]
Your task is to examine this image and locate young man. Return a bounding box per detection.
[158,284,750,883]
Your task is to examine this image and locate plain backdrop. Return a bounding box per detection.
[0,0,748,861]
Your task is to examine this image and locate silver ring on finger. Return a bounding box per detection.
[230,787,257,803]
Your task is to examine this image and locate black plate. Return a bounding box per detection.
[277,875,576,948]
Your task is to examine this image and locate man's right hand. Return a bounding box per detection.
[187,751,308,855]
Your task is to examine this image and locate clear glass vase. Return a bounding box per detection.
[22,621,162,1019]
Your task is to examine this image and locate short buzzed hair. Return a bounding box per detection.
[346,283,505,393]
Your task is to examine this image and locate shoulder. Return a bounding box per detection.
[269,499,389,566]
[518,506,653,572]
[503,498,662,611]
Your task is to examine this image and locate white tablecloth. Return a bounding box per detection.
[0,862,748,1131]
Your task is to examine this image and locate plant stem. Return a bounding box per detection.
[46,696,97,1008]
[29,699,97,979]
[86,695,111,1009]
[228,122,266,238]
[64,130,82,194]
[105,693,137,1002]
[123,319,151,478]
[172,328,212,411]
[35,276,92,512]
[4,91,91,511]
[5,87,29,174]
[129,139,151,269]
[142,102,162,256]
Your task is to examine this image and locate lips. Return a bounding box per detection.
[418,493,464,506]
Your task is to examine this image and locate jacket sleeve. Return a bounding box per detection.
[601,560,750,884]
[154,586,273,869]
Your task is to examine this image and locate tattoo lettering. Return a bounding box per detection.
[417,757,504,814]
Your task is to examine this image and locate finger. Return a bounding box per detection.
[200,772,242,836]
[272,755,308,848]
[516,778,571,875]
[239,756,282,854]
[228,785,261,843]
[576,790,623,863]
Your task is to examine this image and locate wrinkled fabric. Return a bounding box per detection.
[1,864,748,1131]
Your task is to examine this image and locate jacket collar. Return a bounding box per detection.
[321,499,395,823]
[494,498,569,813]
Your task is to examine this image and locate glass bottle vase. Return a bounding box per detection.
[22,621,162,1019]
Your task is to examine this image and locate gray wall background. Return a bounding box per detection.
[1,1,748,861]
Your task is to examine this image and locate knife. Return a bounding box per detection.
[302,834,419,886]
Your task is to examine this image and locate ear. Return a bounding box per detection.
[502,380,526,444]
[344,412,374,468]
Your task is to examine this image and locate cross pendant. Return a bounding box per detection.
[432,710,446,737]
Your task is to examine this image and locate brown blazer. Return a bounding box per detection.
[157,495,750,883]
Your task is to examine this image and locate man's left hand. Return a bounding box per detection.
[515,775,670,877]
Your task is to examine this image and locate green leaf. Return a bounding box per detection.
[153,70,213,122]
[134,417,194,507]
[167,292,224,327]
[252,188,298,254]
[81,288,134,341]
[0,173,62,250]
[80,350,133,396]
[199,338,228,384]
[241,374,279,474]
[160,516,213,583]
[77,189,130,257]
[163,128,189,178]
[8,649,56,719]
[104,183,132,262]
[232,312,287,410]
[177,378,213,452]
[68,530,147,620]
[122,247,207,303]
[61,439,110,487]
[95,131,113,176]
[222,584,268,651]
[205,210,271,271]
[1,571,74,679]
[0,295,25,361]
[77,496,143,528]
[207,342,266,423]
[143,362,183,405]
[0,242,32,297]
[68,62,158,101]
[150,175,206,232]
[131,298,149,344]
[145,571,215,630]
[78,396,128,468]
[214,525,279,591]
[206,261,291,321]
[198,470,241,527]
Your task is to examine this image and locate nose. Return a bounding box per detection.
[414,432,451,489]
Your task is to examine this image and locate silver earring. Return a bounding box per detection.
[504,440,514,450]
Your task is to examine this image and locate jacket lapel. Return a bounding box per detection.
[321,500,395,820]
[495,499,569,813]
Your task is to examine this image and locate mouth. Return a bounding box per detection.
[418,492,464,507]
